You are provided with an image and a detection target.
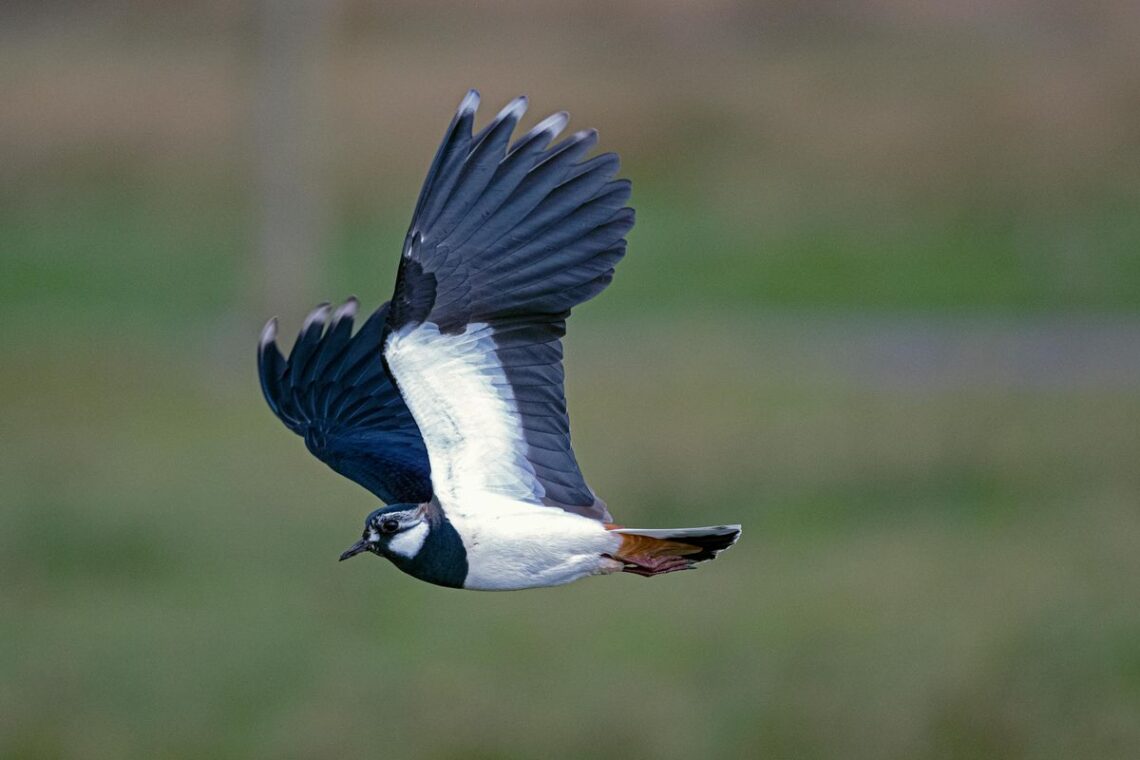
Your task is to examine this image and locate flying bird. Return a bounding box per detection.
[258,90,740,590]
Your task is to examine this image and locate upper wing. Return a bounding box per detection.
[381,90,634,521]
[258,298,432,505]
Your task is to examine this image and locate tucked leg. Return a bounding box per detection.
[609,553,694,577]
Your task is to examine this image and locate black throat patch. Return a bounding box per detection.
[383,514,467,589]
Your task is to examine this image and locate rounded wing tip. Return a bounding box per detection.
[259,317,279,350]
[333,296,359,322]
[530,111,569,139]
[571,128,598,144]
[302,302,332,331]
[498,95,528,122]
[458,89,481,115]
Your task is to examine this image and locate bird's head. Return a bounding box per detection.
[339,504,430,563]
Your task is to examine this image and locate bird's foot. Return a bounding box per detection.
[611,554,694,577]
[596,556,626,575]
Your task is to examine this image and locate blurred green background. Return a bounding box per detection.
[3,2,1139,758]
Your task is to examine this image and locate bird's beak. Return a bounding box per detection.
[339,539,370,562]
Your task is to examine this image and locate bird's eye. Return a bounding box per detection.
[379,518,400,534]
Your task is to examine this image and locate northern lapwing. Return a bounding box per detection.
[258,91,741,590]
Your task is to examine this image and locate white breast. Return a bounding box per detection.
[446,494,622,591]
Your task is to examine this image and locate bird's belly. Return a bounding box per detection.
[449,505,621,591]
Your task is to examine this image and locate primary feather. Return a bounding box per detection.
[258,90,742,591]
[258,300,431,505]
[259,90,634,521]
[383,90,633,521]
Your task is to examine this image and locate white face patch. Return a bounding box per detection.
[386,520,430,559]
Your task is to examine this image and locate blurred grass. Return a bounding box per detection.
[3,2,1140,758]
[5,180,1140,342]
[2,328,1138,758]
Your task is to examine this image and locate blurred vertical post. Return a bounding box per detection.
[255,0,334,317]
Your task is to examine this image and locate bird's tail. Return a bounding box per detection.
[606,525,741,576]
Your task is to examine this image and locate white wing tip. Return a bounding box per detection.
[530,111,569,139]
[458,89,481,116]
[332,296,359,323]
[498,95,528,122]
[302,302,332,331]
[259,317,278,348]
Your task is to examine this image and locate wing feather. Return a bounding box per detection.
[258,300,432,505]
[381,91,634,521]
